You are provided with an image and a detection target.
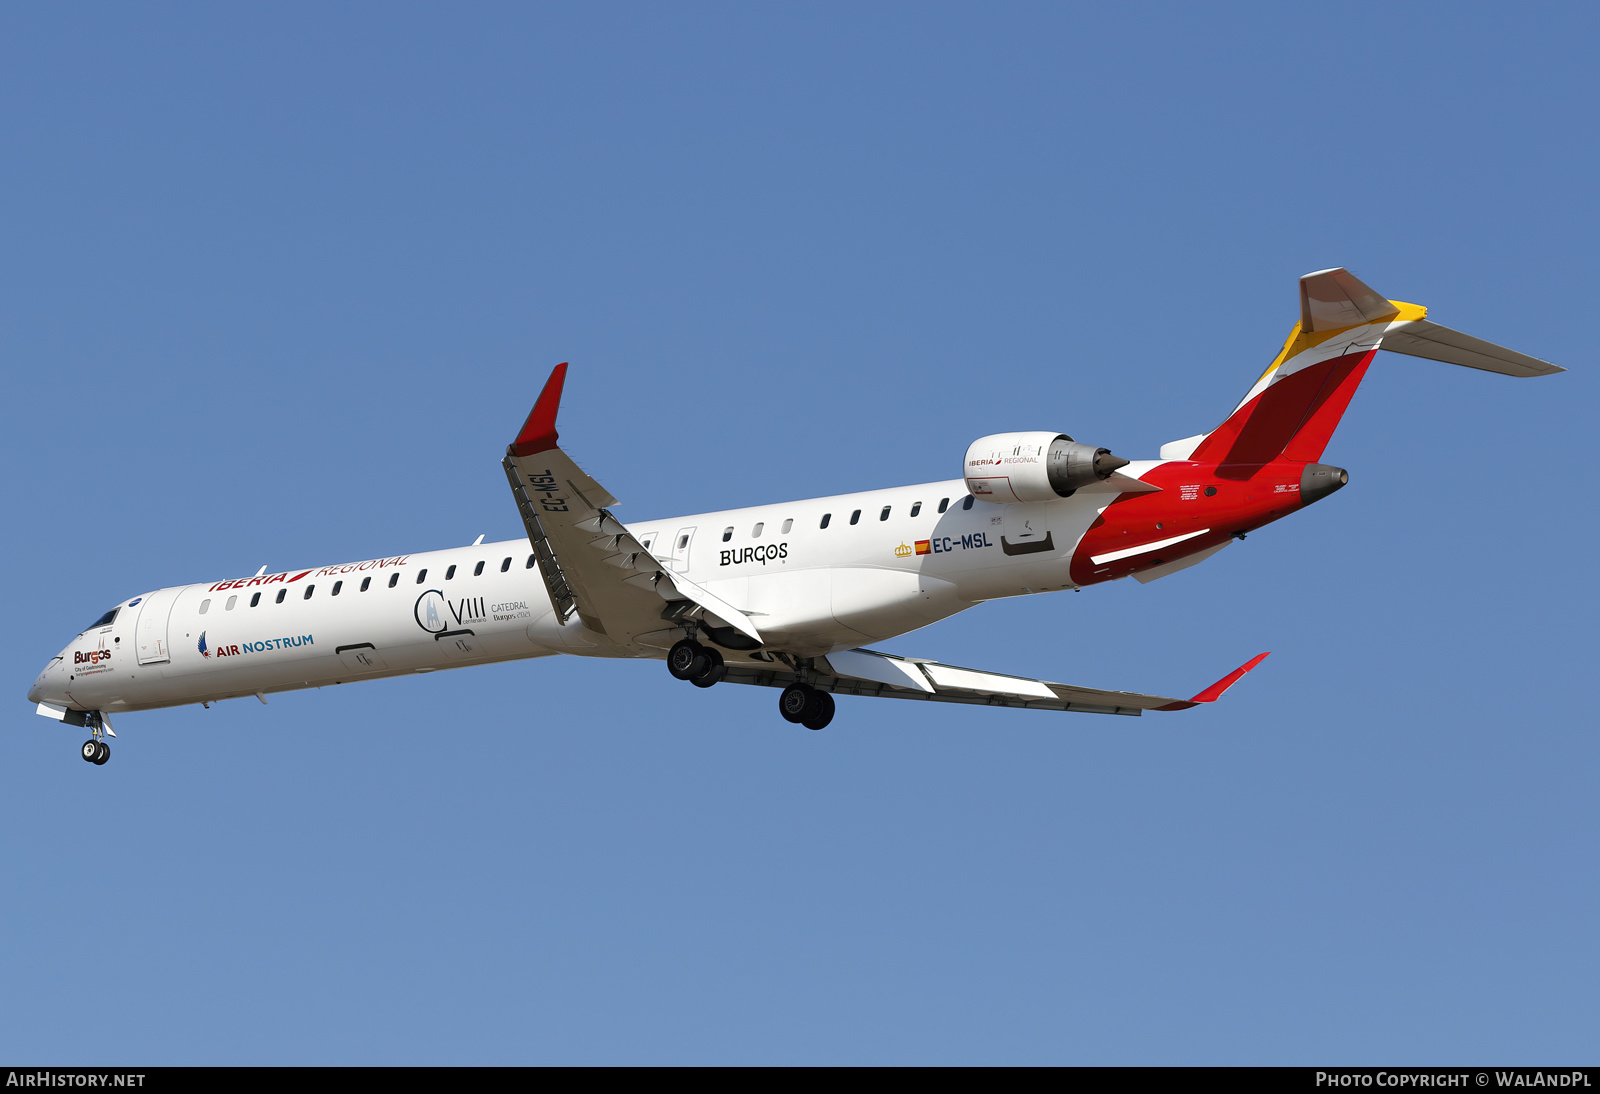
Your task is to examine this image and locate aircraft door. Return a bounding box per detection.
[133,587,184,665]
[668,527,696,572]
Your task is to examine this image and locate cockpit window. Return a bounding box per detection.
[86,608,119,630]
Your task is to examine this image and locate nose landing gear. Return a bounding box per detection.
[74,710,111,765]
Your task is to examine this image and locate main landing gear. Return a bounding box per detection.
[667,638,727,688]
[779,683,834,731]
[665,638,835,729]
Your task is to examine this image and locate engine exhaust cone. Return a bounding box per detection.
[1094,451,1130,478]
[1300,463,1349,505]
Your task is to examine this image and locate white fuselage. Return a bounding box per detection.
[31,470,1149,716]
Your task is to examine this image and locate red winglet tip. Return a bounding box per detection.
[508,362,568,457]
[1188,651,1271,705]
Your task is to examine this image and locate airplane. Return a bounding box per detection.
[29,268,1563,764]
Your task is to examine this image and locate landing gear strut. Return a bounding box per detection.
[778,683,834,730]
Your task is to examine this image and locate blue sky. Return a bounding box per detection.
[1,2,1595,1064]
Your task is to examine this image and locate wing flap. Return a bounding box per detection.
[503,364,761,648]
[745,647,1271,716]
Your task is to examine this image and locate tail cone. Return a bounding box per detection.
[1300,463,1349,505]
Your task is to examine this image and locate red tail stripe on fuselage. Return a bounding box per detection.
[1068,459,1311,587]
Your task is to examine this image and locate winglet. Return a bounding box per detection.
[1154,652,1270,711]
[508,363,569,457]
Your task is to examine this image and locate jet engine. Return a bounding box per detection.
[963,431,1129,503]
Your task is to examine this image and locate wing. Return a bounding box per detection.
[503,364,761,652]
[722,647,1270,716]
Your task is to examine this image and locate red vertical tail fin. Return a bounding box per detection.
[1181,267,1561,470]
[1189,269,1413,467]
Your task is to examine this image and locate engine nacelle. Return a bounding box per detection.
[963,431,1129,503]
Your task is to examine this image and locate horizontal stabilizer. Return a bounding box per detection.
[1301,268,1399,331]
[1380,319,1563,378]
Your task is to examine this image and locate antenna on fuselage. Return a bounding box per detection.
[254,565,267,577]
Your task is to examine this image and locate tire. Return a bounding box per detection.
[689,648,725,688]
[779,683,813,723]
[93,742,110,765]
[81,740,99,763]
[802,691,835,731]
[667,639,708,681]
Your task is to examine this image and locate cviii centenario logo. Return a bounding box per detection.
[414,591,487,633]
[720,543,788,567]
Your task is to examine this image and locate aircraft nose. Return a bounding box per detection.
[28,654,67,707]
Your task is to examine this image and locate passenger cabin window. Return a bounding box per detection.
[526,554,536,569]
[820,513,831,529]
[781,518,793,534]
[275,590,287,604]
[389,573,400,588]
[250,593,261,608]
[304,585,315,600]
[500,557,511,573]
[332,581,343,596]
[910,502,922,517]
[199,599,211,615]
[962,496,975,510]
[417,569,428,583]
[360,577,371,592]
[474,561,485,576]
[850,510,861,525]
[752,522,764,537]
[446,565,457,580]
[225,595,237,610]
[722,528,733,542]
[879,506,891,521]
[938,498,950,513]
